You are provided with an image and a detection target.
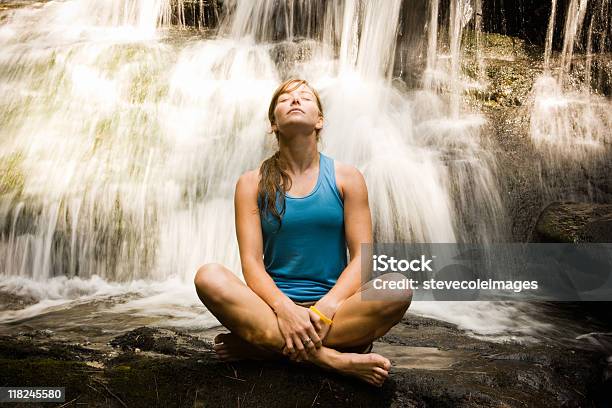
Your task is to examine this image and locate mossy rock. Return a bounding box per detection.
[0,152,25,196]
[533,201,612,243]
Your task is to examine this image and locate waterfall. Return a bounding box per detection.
[6,0,591,336]
[354,0,402,80]
[544,0,558,72]
[424,0,440,90]
[559,0,589,86]
[0,0,509,289]
[0,0,607,348]
[529,0,611,201]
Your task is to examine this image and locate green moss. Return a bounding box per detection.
[462,30,527,59]
[0,358,92,391]
[90,43,171,105]
[0,152,25,196]
[115,365,132,371]
[128,70,169,104]
[94,44,142,72]
[105,358,190,404]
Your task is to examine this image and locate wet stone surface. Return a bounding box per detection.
[1,312,610,407]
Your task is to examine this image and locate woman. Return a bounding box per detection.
[194,78,412,387]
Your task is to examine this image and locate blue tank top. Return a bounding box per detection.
[259,152,348,302]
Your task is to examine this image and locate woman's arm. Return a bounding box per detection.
[234,170,293,312]
[315,164,373,319]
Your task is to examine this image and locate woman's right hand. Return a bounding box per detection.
[274,301,322,361]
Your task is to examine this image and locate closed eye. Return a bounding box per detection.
[278,92,314,103]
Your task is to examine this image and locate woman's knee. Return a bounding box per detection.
[376,272,413,323]
[193,263,233,304]
[382,297,412,325]
[374,272,413,303]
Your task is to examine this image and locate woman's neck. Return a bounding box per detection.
[277,134,319,174]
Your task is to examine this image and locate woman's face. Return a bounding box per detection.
[272,83,323,137]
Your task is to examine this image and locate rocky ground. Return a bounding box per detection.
[1,310,610,407]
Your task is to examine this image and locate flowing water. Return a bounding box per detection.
[531,0,612,199]
[0,0,609,349]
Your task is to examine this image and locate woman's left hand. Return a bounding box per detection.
[283,300,341,361]
[310,300,339,343]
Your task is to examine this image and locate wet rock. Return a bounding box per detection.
[0,290,37,310]
[109,326,213,358]
[0,334,96,361]
[581,213,612,243]
[269,41,316,81]
[533,201,612,243]
[170,0,220,29]
[0,313,609,407]
[0,1,43,13]
[18,329,54,338]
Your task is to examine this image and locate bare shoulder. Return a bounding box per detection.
[235,166,261,198]
[334,159,367,200]
[335,160,363,179]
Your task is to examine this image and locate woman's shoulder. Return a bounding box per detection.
[331,158,365,201]
[236,166,261,196]
[333,159,363,182]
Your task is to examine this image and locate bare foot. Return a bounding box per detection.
[320,348,391,387]
[213,334,391,386]
[213,333,277,361]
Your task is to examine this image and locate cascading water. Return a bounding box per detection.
[419,0,505,243]
[0,0,607,345]
[530,0,612,200]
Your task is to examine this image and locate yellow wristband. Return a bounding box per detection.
[309,306,333,325]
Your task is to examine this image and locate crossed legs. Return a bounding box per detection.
[193,263,412,387]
